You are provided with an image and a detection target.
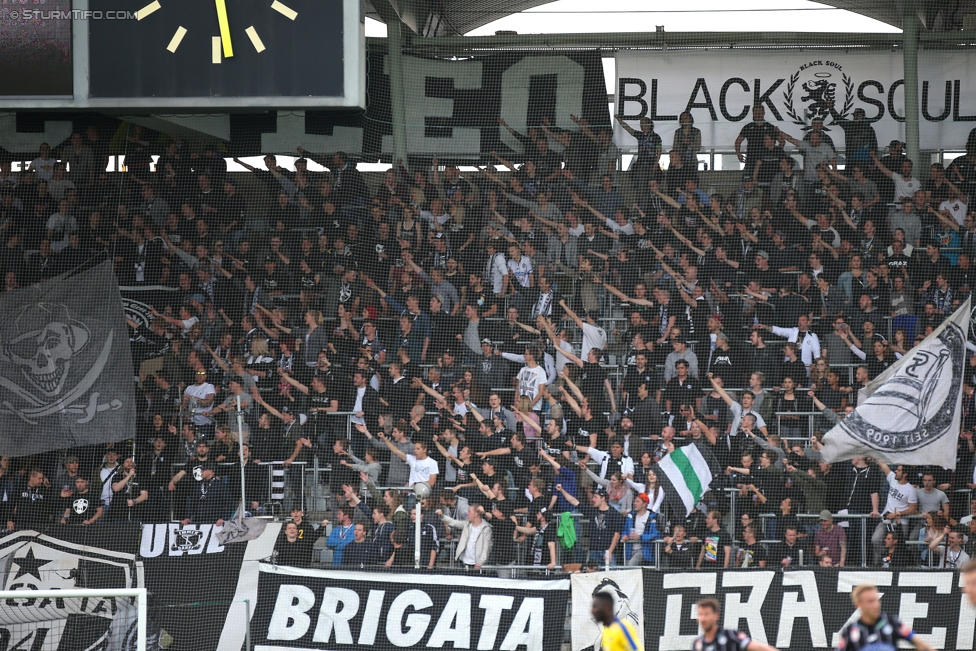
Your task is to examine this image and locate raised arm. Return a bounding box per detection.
[555,483,579,507]
[707,373,736,408]
[870,150,893,178]
[378,431,408,462]
[559,298,584,329]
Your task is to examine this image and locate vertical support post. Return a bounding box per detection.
[244,599,253,651]
[136,590,147,651]
[236,395,247,517]
[902,0,921,168]
[414,501,422,569]
[387,19,409,166]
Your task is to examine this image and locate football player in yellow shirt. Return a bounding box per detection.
[591,592,643,651]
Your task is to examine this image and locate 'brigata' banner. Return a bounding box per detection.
[614,50,976,152]
[0,260,135,456]
[248,565,569,651]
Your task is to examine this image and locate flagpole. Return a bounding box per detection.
[235,394,247,518]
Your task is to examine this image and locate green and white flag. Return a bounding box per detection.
[655,443,720,516]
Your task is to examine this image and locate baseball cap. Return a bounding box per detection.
[819,510,833,521]
[481,338,493,346]
[189,293,207,304]
[636,493,650,504]
[890,139,904,148]
[434,232,445,239]
[264,255,276,263]
[593,485,608,498]
[64,455,79,464]
[755,250,769,260]
[715,332,730,342]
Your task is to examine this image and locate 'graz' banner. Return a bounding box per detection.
[248,565,569,651]
[0,260,135,456]
[615,50,976,151]
[642,569,976,651]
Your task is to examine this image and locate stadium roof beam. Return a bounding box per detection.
[364,0,976,36]
[364,29,976,53]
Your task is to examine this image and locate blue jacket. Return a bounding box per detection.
[326,524,355,565]
[621,510,661,562]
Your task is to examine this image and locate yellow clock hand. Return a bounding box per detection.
[214,0,233,58]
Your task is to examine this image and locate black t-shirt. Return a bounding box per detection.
[664,541,698,568]
[700,527,731,565]
[738,121,778,156]
[64,490,97,524]
[622,366,654,397]
[737,542,768,567]
[509,447,537,490]
[692,628,752,651]
[838,614,914,651]
[579,505,624,552]
[768,540,806,567]
[663,377,701,410]
[578,362,608,404]
[468,431,508,455]
[488,498,517,563]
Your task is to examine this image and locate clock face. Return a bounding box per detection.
[88,0,344,98]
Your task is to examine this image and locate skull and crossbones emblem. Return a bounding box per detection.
[0,303,90,399]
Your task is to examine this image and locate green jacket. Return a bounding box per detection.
[557,511,577,549]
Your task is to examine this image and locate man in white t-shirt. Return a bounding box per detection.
[515,346,548,411]
[381,437,439,488]
[30,143,56,181]
[873,150,921,203]
[559,298,607,360]
[182,370,216,427]
[939,186,968,226]
[484,242,510,296]
[507,244,534,290]
[871,460,918,562]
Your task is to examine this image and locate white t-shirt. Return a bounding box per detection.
[31,156,55,181]
[581,322,608,360]
[882,471,918,515]
[940,198,968,226]
[892,172,922,202]
[516,365,548,410]
[487,253,509,295]
[507,257,533,288]
[406,454,439,486]
[178,316,199,337]
[462,521,485,565]
[183,382,216,425]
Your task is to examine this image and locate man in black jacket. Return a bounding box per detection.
[7,468,54,531]
[341,523,372,568]
[181,466,232,525]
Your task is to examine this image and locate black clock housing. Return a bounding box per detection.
[88,0,344,98]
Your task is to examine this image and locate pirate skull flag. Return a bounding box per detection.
[0,260,135,456]
[821,297,971,469]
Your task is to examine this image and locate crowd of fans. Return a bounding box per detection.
[2,114,976,572]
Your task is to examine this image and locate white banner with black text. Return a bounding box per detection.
[615,50,976,152]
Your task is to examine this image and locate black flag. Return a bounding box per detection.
[0,260,135,455]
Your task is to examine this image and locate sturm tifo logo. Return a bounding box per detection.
[783,60,854,128]
[0,302,120,424]
[839,321,965,452]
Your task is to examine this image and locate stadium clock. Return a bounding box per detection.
[88,0,345,99]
